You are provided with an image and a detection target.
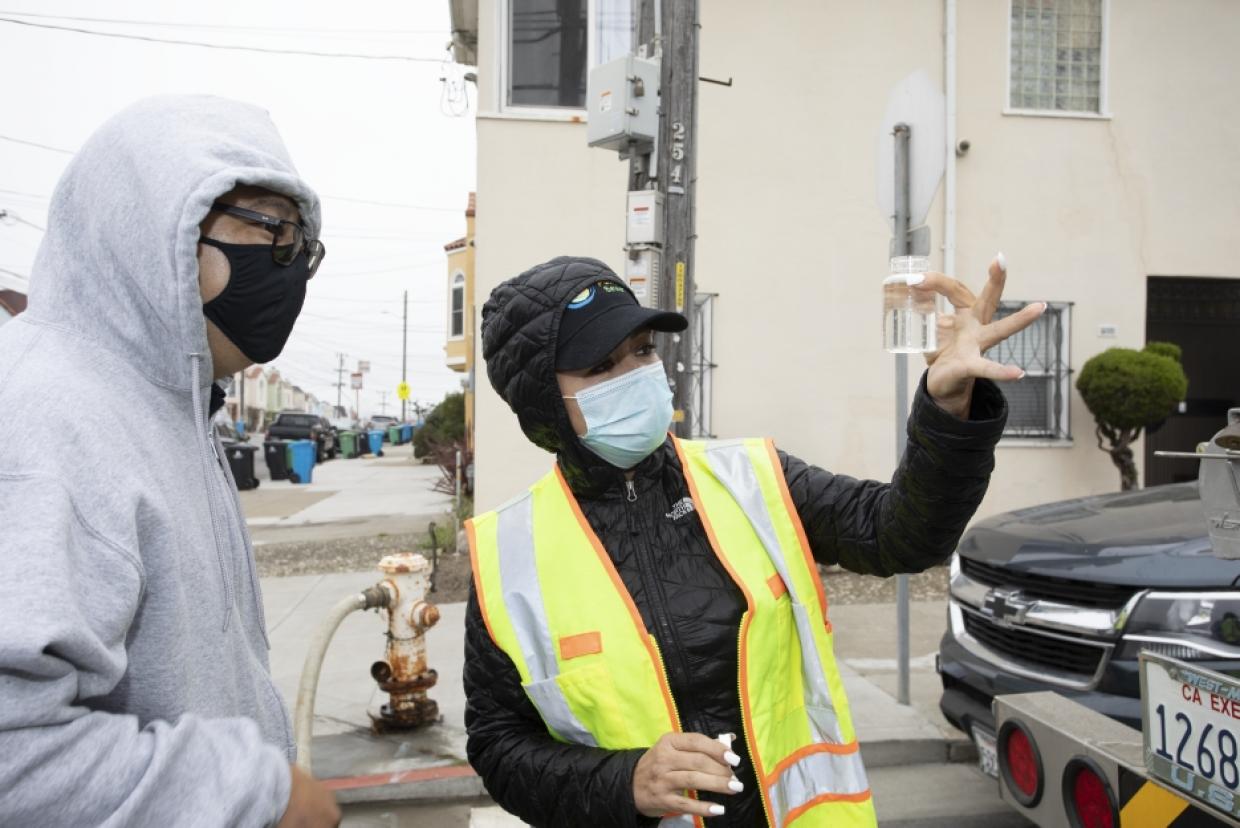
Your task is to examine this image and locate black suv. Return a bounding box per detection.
[266,412,338,462]
[939,481,1240,742]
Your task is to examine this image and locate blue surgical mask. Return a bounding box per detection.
[564,362,674,469]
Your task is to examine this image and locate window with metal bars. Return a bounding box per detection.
[990,302,1073,440]
[1009,0,1105,114]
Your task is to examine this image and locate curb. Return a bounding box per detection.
[327,737,977,805]
[862,736,976,769]
[327,764,484,805]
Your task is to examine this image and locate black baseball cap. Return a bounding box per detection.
[555,280,687,371]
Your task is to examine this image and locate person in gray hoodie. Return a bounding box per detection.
[0,96,340,827]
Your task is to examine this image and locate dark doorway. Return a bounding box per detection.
[1145,276,1240,487]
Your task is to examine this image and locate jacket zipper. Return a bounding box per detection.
[624,477,708,738]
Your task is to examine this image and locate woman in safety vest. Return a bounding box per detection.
[465,255,1041,827]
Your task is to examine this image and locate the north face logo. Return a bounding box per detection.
[665,497,696,522]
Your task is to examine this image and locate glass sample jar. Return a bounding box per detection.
[883,255,938,353]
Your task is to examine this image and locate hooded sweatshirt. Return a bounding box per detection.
[0,96,321,827]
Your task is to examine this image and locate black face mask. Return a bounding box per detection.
[200,239,309,364]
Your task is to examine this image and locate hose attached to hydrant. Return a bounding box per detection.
[293,584,390,770]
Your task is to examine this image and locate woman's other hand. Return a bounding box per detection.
[916,254,1046,419]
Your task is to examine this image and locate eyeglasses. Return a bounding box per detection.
[209,201,326,277]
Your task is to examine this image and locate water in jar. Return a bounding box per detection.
[884,256,937,353]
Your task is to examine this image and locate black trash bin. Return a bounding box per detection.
[226,443,260,491]
[264,439,291,481]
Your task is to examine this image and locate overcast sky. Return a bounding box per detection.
[0,1,477,418]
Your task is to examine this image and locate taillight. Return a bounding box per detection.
[1063,758,1117,828]
[999,720,1043,807]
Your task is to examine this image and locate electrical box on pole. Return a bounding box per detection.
[626,190,664,245]
[625,245,661,307]
[586,54,661,155]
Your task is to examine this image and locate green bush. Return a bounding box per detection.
[1141,341,1183,363]
[413,392,465,459]
[1075,342,1188,490]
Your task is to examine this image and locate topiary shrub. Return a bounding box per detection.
[1142,341,1182,363]
[1075,342,1188,490]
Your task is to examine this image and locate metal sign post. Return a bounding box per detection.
[879,71,946,706]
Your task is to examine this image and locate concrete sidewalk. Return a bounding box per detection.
[241,455,453,545]
[263,569,971,806]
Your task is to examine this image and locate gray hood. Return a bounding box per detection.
[26,94,321,390]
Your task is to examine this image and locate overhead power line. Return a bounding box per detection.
[0,10,450,37]
[0,134,73,155]
[0,187,49,200]
[0,209,45,231]
[0,17,450,62]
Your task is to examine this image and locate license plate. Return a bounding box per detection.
[1141,653,1240,818]
[973,724,999,779]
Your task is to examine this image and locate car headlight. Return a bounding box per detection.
[949,551,961,579]
[1118,591,1240,661]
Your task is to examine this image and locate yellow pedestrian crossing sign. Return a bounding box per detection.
[397,382,410,401]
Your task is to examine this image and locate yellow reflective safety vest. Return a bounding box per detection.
[468,438,876,828]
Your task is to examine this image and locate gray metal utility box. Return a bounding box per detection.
[586,54,660,154]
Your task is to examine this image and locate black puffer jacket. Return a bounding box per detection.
[465,257,1008,827]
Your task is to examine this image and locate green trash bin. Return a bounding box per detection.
[339,430,358,458]
[387,426,401,444]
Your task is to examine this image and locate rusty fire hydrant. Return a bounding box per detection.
[369,552,441,731]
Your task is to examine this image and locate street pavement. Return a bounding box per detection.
[238,442,452,546]
[247,449,1027,825]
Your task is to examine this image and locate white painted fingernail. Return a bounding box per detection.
[1039,301,1048,312]
[1017,370,1027,380]
[709,805,726,816]
[729,778,744,793]
[906,273,925,286]
[996,252,1007,271]
[716,733,735,750]
[725,751,741,767]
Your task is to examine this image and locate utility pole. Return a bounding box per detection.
[401,290,409,422]
[379,391,390,415]
[334,352,347,413]
[628,0,700,437]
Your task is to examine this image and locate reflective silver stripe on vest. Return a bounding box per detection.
[767,749,870,828]
[496,493,598,747]
[659,815,697,828]
[703,442,846,745]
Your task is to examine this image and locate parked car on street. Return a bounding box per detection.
[938,481,1240,764]
[367,414,398,441]
[213,418,247,446]
[266,411,338,462]
[330,416,359,433]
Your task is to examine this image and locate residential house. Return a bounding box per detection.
[451,0,1240,519]
[444,192,477,450]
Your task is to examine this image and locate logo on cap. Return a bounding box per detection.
[567,286,596,309]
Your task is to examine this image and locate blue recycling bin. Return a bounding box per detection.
[288,439,316,485]
[400,423,412,443]
[368,430,384,456]
[235,420,246,438]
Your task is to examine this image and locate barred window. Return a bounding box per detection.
[1009,0,1104,114]
[990,302,1073,440]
